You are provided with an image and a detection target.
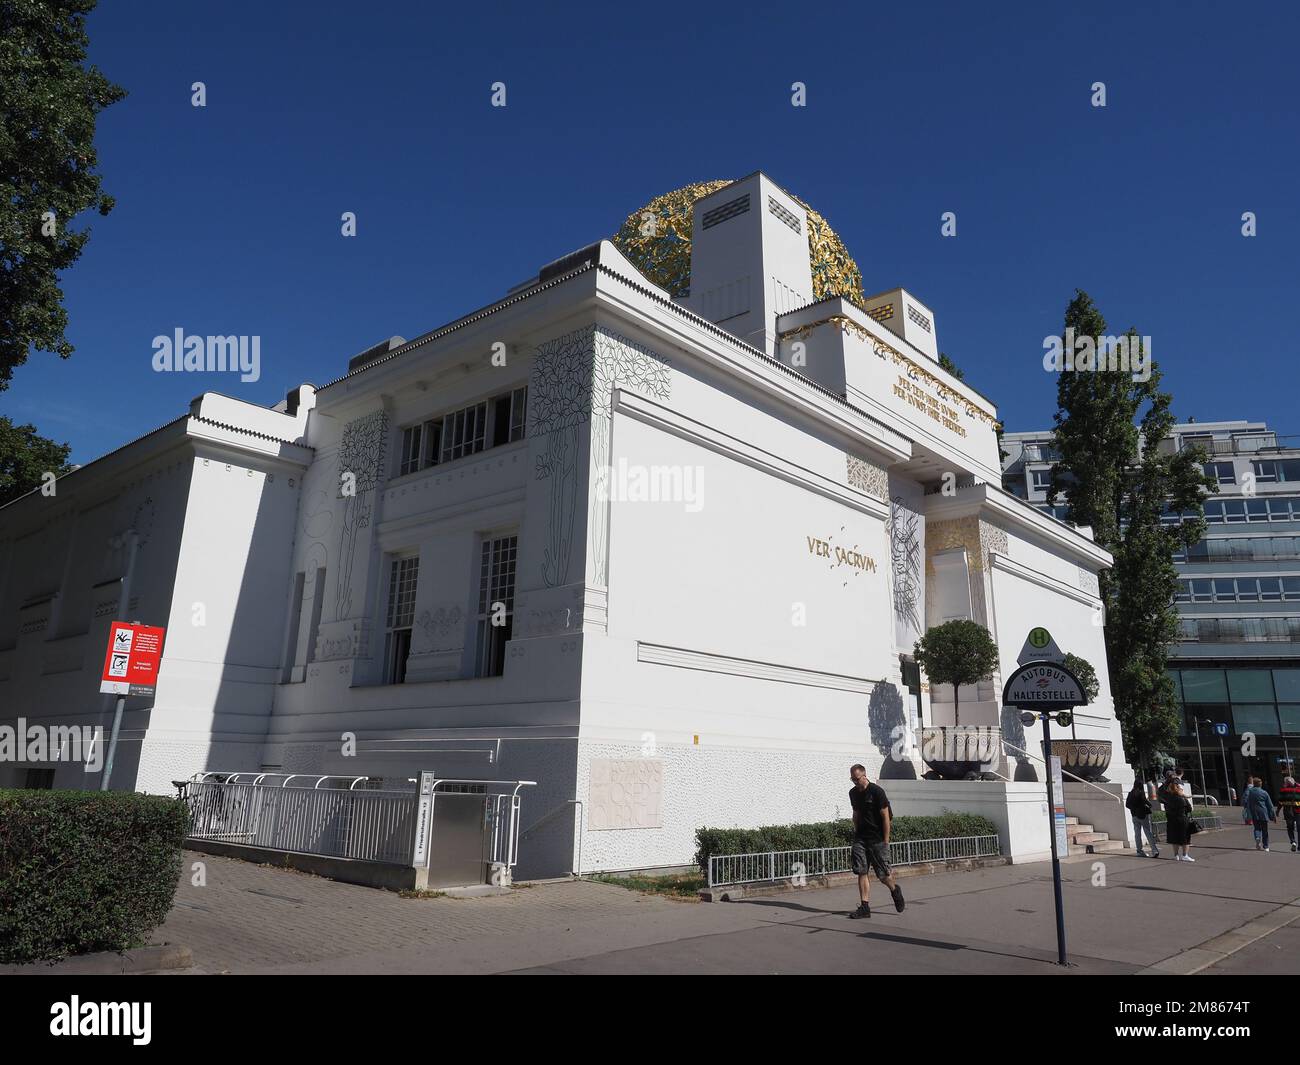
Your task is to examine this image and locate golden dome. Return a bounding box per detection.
[613,179,865,306]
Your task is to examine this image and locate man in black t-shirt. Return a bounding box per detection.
[848,764,905,919]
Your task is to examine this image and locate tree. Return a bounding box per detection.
[938,351,964,381]
[1049,290,1214,771]
[1,0,125,390]
[913,620,1000,727]
[1061,652,1100,739]
[0,416,72,504]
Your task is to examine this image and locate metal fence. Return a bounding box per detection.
[1152,815,1223,842]
[707,834,1002,888]
[184,776,418,865]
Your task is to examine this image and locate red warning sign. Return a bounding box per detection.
[99,621,166,696]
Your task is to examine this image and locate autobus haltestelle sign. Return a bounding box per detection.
[1002,661,1085,708]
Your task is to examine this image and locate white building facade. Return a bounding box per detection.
[0,173,1134,875]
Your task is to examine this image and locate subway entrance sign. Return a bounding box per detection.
[1002,661,1085,709]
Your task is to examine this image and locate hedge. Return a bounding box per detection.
[695,811,999,874]
[1151,806,1218,824]
[0,789,189,964]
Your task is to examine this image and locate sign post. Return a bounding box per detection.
[98,621,166,790]
[1003,632,1086,967]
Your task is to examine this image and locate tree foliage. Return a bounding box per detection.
[913,619,1000,727]
[1049,290,1214,768]
[0,0,125,389]
[0,416,72,504]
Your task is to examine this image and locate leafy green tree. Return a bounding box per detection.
[1,0,125,390]
[938,351,964,381]
[1049,290,1213,770]
[913,620,1000,727]
[1061,652,1100,739]
[0,416,72,504]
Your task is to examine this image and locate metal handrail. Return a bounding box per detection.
[1000,737,1124,805]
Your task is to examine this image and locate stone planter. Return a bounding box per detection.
[920,726,1001,781]
[1050,739,1112,782]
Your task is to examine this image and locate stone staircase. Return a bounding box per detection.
[1064,815,1128,854]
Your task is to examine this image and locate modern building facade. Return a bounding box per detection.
[1,173,1133,876]
[1002,421,1300,799]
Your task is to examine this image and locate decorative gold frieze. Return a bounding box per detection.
[846,453,888,499]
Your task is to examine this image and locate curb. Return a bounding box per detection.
[1135,897,1300,975]
[699,855,1011,902]
[0,944,193,976]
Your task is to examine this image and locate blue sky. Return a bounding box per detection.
[6,0,1298,464]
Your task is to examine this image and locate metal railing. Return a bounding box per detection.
[706,834,1001,888]
[1151,815,1223,842]
[184,776,418,865]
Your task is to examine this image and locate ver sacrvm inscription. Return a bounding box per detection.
[589,759,663,830]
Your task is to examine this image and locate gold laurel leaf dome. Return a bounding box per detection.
[613,179,865,306]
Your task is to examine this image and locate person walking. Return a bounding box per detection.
[847,764,905,919]
[1126,779,1160,857]
[1279,776,1300,852]
[1158,770,1195,862]
[1243,776,1277,851]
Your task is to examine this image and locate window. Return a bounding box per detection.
[24,767,55,789]
[1190,579,1213,603]
[1205,461,1236,485]
[399,425,423,476]
[1247,499,1270,523]
[1268,498,1296,521]
[1253,461,1278,483]
[1181,669,1228,702]
[384,557,419,684]
[1235,577,1259,602]
[395,386,527,478]
[441,400,488,463]
[1173,580,1190,604]
[1259,577,1283,602]
[1228,670,1275,703]
[1213,578,1236,602]
[491,386,528,448]
[1030,469,1054,493]
[1285,577,1300,601]
[1222,500,1246,524]
[474,535,517,678]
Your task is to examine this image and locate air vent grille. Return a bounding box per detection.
[701,193,751,230]
[768,196,801,233]
[868,303,894,323]
[907,305,932,333]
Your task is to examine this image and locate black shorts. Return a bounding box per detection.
[851,838,892,879]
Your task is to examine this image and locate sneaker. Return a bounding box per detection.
[1292,843,1297,852]
[1256,842,1263,850]
[1264,847,1271,852]
[1184,855,1196,862]
[892,886,906,913]
[1174,855,1184,862]
[1135,852,1146,858]
[850,903,871,919]
[1152,851,1161,858]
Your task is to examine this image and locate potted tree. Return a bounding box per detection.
[1050,652,1112,780]
[913,620,1001,780]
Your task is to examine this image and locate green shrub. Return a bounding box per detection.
[0,789,188,963]
[1151,806,1218,824]
[694,810,999,874]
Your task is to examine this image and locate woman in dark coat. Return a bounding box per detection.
[1159,770,1194,861]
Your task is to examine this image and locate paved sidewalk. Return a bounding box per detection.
[154,824,1300,974]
